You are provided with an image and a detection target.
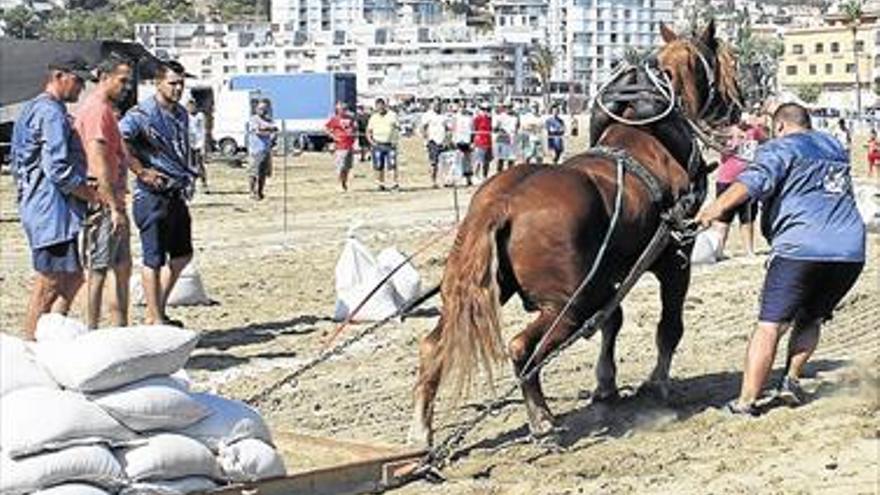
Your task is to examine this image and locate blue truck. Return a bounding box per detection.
[229,72,357,152]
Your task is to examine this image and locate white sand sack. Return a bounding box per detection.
[35,325,199,392]
[116,433,221,482]
[89,376,210,432]
[35,313,88,342]
[218,438,287,482]
[179,393,273,452]
[34,484,113,495]
[0,333,57,397]
[1,388,136,458]
[120,476,218,495]
[377,247,422,306]
[130,263,213,307]
[1,445,124,494]
[334,234,402,322]
[690,229,721,265]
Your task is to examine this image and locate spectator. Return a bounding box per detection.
[545,106,566,165]
[697,103,865,415]
[866,128,880,178]
[325,101,356,191]
[187,100,208,193]
[247,99,278,200]
[75,53,134,329]
[494,103,518,172]
[119,61,195,327]
[472,102,494,181]
[453,104,474,186]
[356,104,371,162]
[832,118,852,157]
[421,100,450,188]
[11,56,99,339]
[367,98,399,191]
[519,104,544,165]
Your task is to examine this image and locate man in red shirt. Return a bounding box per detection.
[325,102,356,191]
[74,53,134,329]
[472,103,493,181]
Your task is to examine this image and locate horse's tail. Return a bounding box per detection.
[425,201,509,398]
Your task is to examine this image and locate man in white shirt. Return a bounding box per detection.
[453,104,475,186]
[519,103,544,165]
[421,101,449,188]
[187,100,208,192]
[494,103,518,172]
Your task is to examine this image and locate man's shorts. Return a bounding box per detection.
[473,147,492,166]
[335,149,353,173]
[248,152,272,178]
[133,190,193,269]
[548,137,564,153]
[427,141,443,167]
[495,142,515,161]
[372,143,395,171]
[32,238,81,274]
[716,181,758,224]
[759,256,864,324]
[83,206,131,271]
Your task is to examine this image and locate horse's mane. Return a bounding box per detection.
[715,42,743,108]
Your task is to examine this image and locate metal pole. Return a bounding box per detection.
[282,120,288,237]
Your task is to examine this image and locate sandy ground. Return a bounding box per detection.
[1,134,878,494]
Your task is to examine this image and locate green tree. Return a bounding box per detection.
[529,44,555,109]
[796,84,822,104]
[736,25,784,107]
[1,5,42,39]
[842,0,865,118]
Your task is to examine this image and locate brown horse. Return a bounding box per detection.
[408,21,743,447]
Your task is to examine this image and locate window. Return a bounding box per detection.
[610,33,618,43]
[831,42,840,53]
[846,63,856,73]
[809,64,817,75]
[856,40,865,52]
[597,21,605,31]
[825,63,833,74]
[815,43,824,53]
[792,44,804,55]
[786,65,797,75]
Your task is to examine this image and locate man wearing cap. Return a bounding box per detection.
[75,53,134,329]
[11,56,100,339]
[119,61,195,327]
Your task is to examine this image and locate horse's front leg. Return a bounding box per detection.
[645,251,691,400]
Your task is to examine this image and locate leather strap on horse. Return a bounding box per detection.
[587,146,671,207]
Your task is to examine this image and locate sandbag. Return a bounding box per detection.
[1,388,136,458]
[377,248,422,306]
[179,393,273,452]
[120,477,218,495]
[333,233,402,322]
[89,376,211,432]
[218,438,286,482]
[34,484,112,495]
[130,263,213,307]
[116,433,221,482]
[690,229,721,265]
[35,313,88,342]
[1,445,124,494]
[0,333,57,397]
[854,184,879,233]
[35,325,199,392]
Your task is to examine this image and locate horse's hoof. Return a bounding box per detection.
[592,387,622,404]
[406,425,432,448]
[530,424,568,448]
[639,381,671,401]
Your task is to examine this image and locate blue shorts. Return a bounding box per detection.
[759,256,863,323]
[32,238,81,273]
[372,143,396,171]
[133,190,193,269]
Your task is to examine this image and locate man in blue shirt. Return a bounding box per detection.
[119,61,195,326]
[545,106,566,165]
[697,103,865,414]
[11,56,100,339]
[247,99,277,200]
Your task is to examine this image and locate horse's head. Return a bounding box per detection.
[655,20,743,128]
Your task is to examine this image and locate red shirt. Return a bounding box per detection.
[473,113,492,149]
[326,114,356,150]
[74,89,128,194]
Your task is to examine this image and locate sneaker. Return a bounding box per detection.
[391,183,400,191]
[723,399,759,417]
[777,376,807,407]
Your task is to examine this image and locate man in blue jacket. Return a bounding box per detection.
[120,61,196,326]
[11,56,100,339]
[697,102,865,415]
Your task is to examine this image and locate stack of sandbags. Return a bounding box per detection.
[0,317,286,495]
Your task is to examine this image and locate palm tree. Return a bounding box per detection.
[842,0,865,119]
[529,43,555,109]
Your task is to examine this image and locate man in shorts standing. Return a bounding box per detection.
[120,61,196,327]
[187,100,208,193]
[325,101,356,191]
[75,54,134,329]
[494,103,518,172]
[11,56,100,339]
[367,98,399,191]
[697,103,865,415]
[452,104,474,186]
[472,102,493,181]
[247,99,277,200]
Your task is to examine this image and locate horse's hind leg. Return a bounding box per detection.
[645,255,691,399]
[508,309,576,437]
[407,318,444,446]
[594,307,624,402]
